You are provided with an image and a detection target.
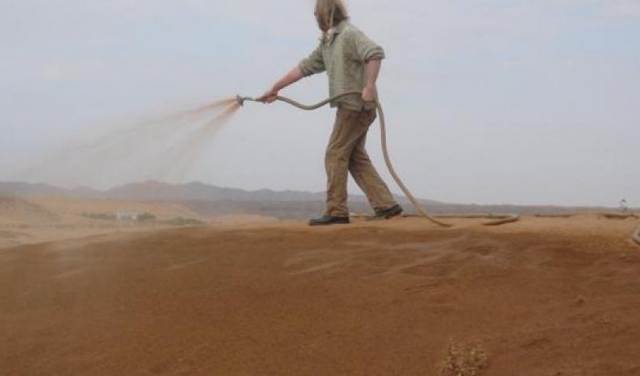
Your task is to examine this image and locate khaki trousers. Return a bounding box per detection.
[324,107,397,217]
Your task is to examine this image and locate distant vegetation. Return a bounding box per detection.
[82,212,117,221]
[162,217,205,227]
[138,213,156,222]
[81,212,203,227]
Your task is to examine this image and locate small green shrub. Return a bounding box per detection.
[440,342,488,376]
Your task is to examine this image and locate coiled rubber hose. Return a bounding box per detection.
[269,91,453,228]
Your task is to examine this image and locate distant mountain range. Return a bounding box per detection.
[0,180,619,218]
[0,180,367,203]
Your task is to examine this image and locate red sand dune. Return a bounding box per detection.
[1,216,640,375]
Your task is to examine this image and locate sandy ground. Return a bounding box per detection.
[1,208,640,375]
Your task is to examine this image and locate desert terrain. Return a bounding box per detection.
[2,192,640,375]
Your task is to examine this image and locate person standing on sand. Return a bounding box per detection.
[257,0,403,226]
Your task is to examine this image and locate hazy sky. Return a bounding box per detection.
[2,0,639,206]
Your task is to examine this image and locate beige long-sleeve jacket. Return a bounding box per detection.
[299,20,385,111]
